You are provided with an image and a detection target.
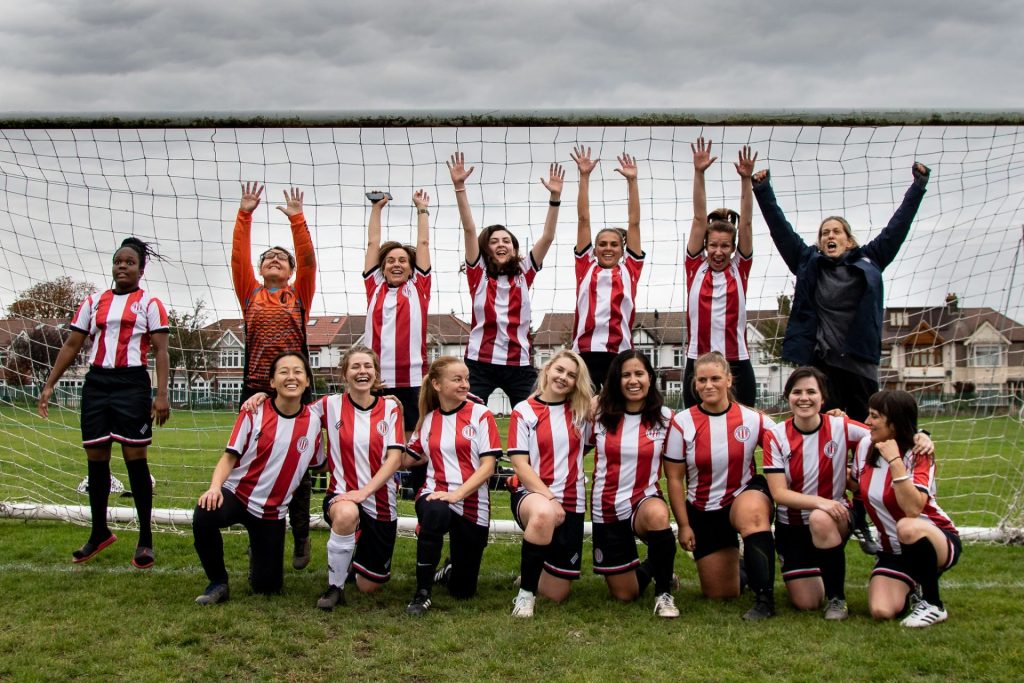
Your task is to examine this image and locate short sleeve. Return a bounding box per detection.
[407,424,425,461]
[763,430,786,472]
[684,253,705,290]
[309,432,326,469]
[574,245,596,285]
[911,453,933,495]
[477,410,502,457]
[69,295,94,334]
[147,297,169,332]
[387,399,406,450]
[225,410,254,457]
[664,415,686,464]
[465,256,485,293]
[507,405,531,456]
[363,267,384,300]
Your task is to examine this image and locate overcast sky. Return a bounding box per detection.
[0,1,1022,328]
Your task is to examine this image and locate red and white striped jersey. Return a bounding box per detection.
[407,400,502,526]
[665,403,773,511]
[363,267,431,389]
[223,403,326,520]
[464,254,538,366]
[508,396,591,514]
[314,394,405,522]
[70,289,169,369]
[853,440,958,554]
[571,246,644,354]
[590,407,673,523]
[764,415,870,525]
[684,252,752,360]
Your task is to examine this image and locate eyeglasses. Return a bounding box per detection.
[261,250,292,263]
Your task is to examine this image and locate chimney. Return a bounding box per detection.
[945,293,958,313]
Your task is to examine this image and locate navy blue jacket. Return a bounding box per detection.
[753,174,927,366]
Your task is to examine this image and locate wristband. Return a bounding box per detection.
[884,457,899,465]
[417,208,429,215]
[454,188,467,193]
[891,474,912,484]
[549,200,561,207]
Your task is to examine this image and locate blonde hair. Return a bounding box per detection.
[416,356,467,433]
[692,350,736,405]
[534,350,593,427]
[339,345,383,393]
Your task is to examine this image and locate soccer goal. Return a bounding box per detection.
[0,110,1022,542]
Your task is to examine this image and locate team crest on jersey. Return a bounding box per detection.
[645,426,664,440]
[297,436,310,452]
[824,440,840,458]
[462,424,477,440]
[594,548,604,563]
[733,425,752,442]
[130,301,144,315]
[376,421,391,437]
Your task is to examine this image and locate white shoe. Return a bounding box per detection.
[511,589,535,618]
[654,592,680,618]
[901,599,948,628]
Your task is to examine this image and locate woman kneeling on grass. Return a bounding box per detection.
[853,390,961,628]
[404,356,502,616]
[241,346,411,611]
[192,352,325,605]
[506,350,593,617]
[590,350,679,618]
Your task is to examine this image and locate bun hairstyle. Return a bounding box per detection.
[416,356,467,432]
[705,208,739,249]
[117,237,161,271]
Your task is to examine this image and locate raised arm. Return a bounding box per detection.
[570,146,599,252]
[687,138,718,257]
[278,187,317,302]
[364,192,390,274]
[734,145,757,258]
[413,189,432,271]
[863,162,930,271]
[751,170,809,274]
[530,163,565,266]
[231,182,263,306]
[447,152,479,264]
[616,153,642,256]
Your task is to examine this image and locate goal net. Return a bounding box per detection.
[0,111,1021,541]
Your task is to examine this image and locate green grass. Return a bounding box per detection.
[2,406,1022,528]
[1,521,1022,682]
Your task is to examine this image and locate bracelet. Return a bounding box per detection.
[549,200,561,207]
[884,457,899,465]
[454,188,467,193]
[891,474,912,484]
[417,208,429,215]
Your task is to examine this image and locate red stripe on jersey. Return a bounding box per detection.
[232,407,278,506]
[723,269,739,359]
[599,426,623,522]
[504,276,524,365]
[114,290,143,367]
[465,258,536,366]
[262,409,311,519]
[784,421,807,526]
[696,270,714,356]
[455,406,479,520]
[685,254,752,361]
[93,294,111,365]
[426,410,449,492]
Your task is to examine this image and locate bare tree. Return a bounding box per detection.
[7,277,98,320]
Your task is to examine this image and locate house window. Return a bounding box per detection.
[428,346,441,362]
[666,381,682,394]
[673,349,686,368]
[172,380,188,403]
[970,344,1004,368]
[219,348,243,369]
[879,349,892,368]
[638,347,657,369]
[218,379,243,404]
[905,347,940,367]
[310,352,321,368]
[890,311,909,327]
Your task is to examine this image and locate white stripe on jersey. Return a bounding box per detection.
[363,268,431,388]
[590,407,672,523]
[508,397,590,514]
[571,247,643,355]
[464,256,537,366]
[764,415,869,525]
[684,252,751,361]
[70,289,168,368]
[407,400,502,526]
[664,403,773,511]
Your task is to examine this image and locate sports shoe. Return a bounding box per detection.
[823,597,849,621]
[851,525,881,556]
[653,593,680,618]
[742,594,775,621]
[511,590,535,618]
[195,582,230,606]
[131,546,155,570]
[405,589,432,616]
[316,585,346,611]
[901,599,948,628]
[72,534,118,564]
[434,558,452,586]
[292,537,311,570]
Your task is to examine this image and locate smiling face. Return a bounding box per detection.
[270,353,310,401]
[382,246,413,286]
[432,362,470,407]
[543,356,579,400]
[705,228,736,272]
[619,358,651,409]
[595,229,625,268]
[111,246,142,292]
[486,228,516,267]
[818,218,854,258]
[788,376,823,422]
[344,352,378,396]
[259,248,295,283]
[694,358,732,411]
[865,408,895,444]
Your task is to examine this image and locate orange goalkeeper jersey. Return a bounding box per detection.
[231,209,317,393]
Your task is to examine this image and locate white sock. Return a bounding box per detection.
[326,531,356,588]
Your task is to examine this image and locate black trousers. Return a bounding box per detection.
[811,359,878,423]
[192,488,286,594]
[465,358,538,409]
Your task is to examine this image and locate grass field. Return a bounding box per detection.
[2,405,1022,528]
[1,521,1023,682]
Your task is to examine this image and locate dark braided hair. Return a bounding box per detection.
[117,237,161,271]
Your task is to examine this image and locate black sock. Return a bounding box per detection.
[125,458,153,548]
[415,533,444,592]
[902,538,942,608]
[635,558,653,595]
[815,542,846,600]
[519,540,546,594]
[743,531,775,599]
[87,459,112,544]
[646,528,677,595]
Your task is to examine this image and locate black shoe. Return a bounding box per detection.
[406,589,432,616]
[851,525,881,555]
[742,594,775,621]
[195,582,230,606]
[316,585,346,611]
[434,558,452,587]
[292,537,311,570]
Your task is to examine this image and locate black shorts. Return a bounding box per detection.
[80,367,153,447]
[511,490,584,580]
[871,529,963,586]
[322,494,398,583]
[775,522,826,581]
[465,357,538,408]
[685,475,772,561]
